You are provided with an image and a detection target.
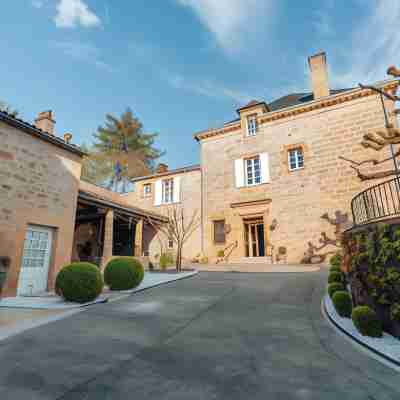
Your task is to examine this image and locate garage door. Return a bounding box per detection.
[17,226,53,296]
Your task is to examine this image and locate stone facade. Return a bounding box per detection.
[199,85,398,264]
[126,166,202,263]
[0,117,83,296]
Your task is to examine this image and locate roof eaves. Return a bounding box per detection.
[131,164,201,183]
[0,110,87,157]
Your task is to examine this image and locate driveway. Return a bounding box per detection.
[0,271,399,399]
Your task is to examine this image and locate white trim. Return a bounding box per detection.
[235,158,245,188]
[154,180,162,206]
[288,148,304,171]
[260,152,270,183]
[173,176,181,203]
[246,115,257,136]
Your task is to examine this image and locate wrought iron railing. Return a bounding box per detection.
[351,176,400,226]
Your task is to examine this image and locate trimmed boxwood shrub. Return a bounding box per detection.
[104,257,144,291]
[330,252,342,268]
[332,291,352,318]
[328,271,343,284]
[55,262,103,303]
[352,306,383,337]
[328,282,345,298]
[159,253,174,270]
[329,265,341,273]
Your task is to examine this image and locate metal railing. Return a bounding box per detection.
[351,176,400,226]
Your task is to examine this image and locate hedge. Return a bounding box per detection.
[332,291,352,318]
[328,271,343,284]
[328,282,345,298]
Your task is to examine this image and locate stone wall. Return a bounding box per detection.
[0,121,82,295]
[200,90,398,264]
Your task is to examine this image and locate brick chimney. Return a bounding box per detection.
[308,52,330,99]
[156,163,168,174]
[35,111,55,135]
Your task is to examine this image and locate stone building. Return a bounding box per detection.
[0,110,165,297]
[131,52,399,267]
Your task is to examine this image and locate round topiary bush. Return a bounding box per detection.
[352,306,383,337]
[55,262,103,303]
[329,265,341,273]
[104,257,144,291]
[330,252,342,268]
[328,271,343,284]
[328,282,345,298]
[332,291,352,318]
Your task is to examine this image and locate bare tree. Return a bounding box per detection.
[147,205,200,272]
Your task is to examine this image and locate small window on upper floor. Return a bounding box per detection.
[162,178,174,204]
[214,220,226,244]
[288,148,304,171]
[143,183,152,197]
[246,115,257,136]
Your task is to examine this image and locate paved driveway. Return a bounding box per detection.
[0,271,399,399]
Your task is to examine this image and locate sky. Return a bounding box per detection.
[1,0,399,169]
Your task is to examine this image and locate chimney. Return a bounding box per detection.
[308,52,330,99]
[156,163,168,174]
[35,111,55,135]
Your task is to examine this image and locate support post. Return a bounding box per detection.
[102,209,114,268]
[135,219,144,257]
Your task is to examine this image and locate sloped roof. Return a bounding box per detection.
[0,110,86,157]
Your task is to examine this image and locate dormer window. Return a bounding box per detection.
[247,115,257,136]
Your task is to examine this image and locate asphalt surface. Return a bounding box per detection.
[0,271,399,399]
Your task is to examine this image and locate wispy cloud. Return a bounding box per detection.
[332,0,400,87]
[54,0,101,28]
[176,0,274,54]
[166,73,253,103]
[51,41,112,72]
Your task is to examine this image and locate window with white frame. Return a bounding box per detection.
[288,148,304,171]
[162,178,174,204]
[247,115,257,136]
[143,183,152,197]
[245,156,262,186]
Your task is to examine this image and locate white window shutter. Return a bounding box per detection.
[235,158,245,188]
[260,152,270,183]
[154,180,162,206]
[173,176,181,203]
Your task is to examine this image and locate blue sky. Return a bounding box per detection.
[1,1,398,168]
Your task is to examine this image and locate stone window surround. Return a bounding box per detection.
[282,143,308,174]
[213,219,226,245]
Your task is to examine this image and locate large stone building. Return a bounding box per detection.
[130,52,399,266]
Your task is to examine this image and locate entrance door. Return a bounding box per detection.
[17,226,53,296]
[245,220,265,257]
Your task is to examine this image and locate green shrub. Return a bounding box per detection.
[200,256,209,264]
[55,262,103,303]
[329,265,341,273]
[104,257,144,291]
[328,282,345,298]
[328,271,343,284]
[352,306,383,337]
[330,252,342,268]
[332,291,352,318]
[217,250,225,258]
[159,253,174,270]
[390,303,400,322]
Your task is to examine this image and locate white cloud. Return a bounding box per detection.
[51,41,112,71]
[54,0,100,28]
[332,0,400,87]
[176,0,274,53]
[166,73,253,104]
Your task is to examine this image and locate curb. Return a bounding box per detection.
[322,295,400,369]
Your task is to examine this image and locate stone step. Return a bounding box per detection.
[236,257,273,264]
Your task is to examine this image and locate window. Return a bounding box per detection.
[247,115,257,136]
[143,183,152,197]
[168,237,174,249]
[162,178,174,204]
[214,220,226,244]
[245,156,262,186]
[288,148,304,171]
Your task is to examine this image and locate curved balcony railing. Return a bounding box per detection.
[351,176,400,226]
